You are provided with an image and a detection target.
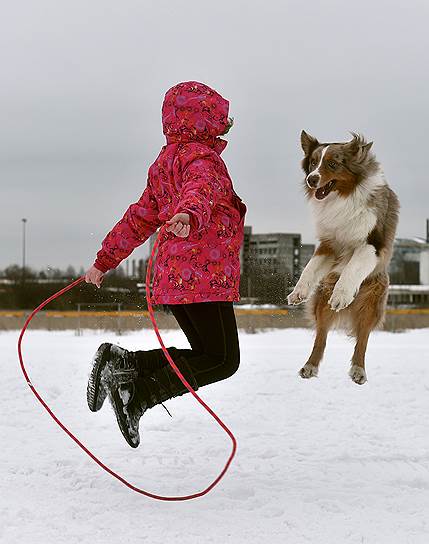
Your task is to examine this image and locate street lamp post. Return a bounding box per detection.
[22,218,27,282]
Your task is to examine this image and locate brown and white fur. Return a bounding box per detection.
[288,131,400,384]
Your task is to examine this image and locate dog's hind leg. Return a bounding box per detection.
[349,326,371,385]
[299,325,330,379]
[299,275,337,379]
[348,275,388,385]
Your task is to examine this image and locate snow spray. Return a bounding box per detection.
[17,227,237,501]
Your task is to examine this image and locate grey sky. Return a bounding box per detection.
[1,0,428,270]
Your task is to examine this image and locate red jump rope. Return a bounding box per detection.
[17,227,237,501]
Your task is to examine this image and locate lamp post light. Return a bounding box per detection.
[22,218,27,282]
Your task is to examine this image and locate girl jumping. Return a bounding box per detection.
[84,81,246,448]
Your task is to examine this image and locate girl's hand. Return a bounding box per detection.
[84,265,104,288]
[165,213,191,237]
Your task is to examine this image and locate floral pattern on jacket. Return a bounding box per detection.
[94,81,246,304]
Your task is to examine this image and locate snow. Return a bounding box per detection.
[2,328,429,543]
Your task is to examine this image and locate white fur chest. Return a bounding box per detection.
[310,174,385,249]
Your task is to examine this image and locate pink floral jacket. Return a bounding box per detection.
[94,81,246,304]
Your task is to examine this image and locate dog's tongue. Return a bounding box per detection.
[315,180,335,200]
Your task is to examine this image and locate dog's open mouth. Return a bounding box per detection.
[315,180,336,200]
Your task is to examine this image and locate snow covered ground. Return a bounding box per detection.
[2,328,429,544]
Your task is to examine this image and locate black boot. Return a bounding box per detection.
[87,343,139,413]
[87,343,180,413]
[99,347,143,448]
[87,343,111,412]
[105,357,199,449]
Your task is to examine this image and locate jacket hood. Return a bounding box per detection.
[162,81,230,154]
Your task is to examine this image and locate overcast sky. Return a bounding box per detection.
[1,0,428,271]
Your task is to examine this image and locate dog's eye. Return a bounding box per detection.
[328,160,337,169]
[310,158,317,166]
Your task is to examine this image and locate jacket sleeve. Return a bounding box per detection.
[174,153,227,231]
[94,182,160,273]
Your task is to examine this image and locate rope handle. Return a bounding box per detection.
[17,227,237,501]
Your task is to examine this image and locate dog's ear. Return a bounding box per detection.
[363,141,373,153]
[301,130,319,155]
[345,133,373,160]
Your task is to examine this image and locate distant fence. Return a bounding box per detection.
[2,306,429,333]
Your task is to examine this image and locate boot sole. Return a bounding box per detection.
[107,386,141,448]
[87,343,111,412]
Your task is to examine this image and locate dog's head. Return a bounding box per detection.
[300,131,378,200]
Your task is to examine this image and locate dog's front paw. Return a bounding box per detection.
[299,363,319,379]
[349,365,367,385]
[288,284,311,305]
[328,285,356,312]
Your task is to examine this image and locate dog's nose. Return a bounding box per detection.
[306,174,320,188]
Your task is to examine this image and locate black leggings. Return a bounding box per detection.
[133,302,240,388]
